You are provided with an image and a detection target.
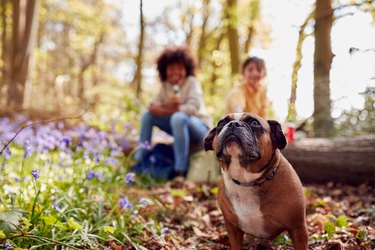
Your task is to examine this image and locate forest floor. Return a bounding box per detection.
[113,179,375,250]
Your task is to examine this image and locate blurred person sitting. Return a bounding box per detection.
[226,56,269,118]
[133,46,212,177]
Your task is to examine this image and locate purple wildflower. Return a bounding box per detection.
[139,141,151,150]
[105,157,120,166]
[125,172,135,184]
[87,170,95,180]
[5,241,13,250]
[119,137,130,150]
[23,140,33,158]
[161,227,170,236]
[61,137,70,147]
[139,198,149,206]
[31,169,40,179]
[95,172,103,180]
[119,197,133,210]
[5,146,11,159]
[53,202,60,211]
[149,155,156,164]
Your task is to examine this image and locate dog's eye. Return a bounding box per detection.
[250,120,260,126]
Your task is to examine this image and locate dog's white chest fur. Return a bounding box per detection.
[222,171,270,238]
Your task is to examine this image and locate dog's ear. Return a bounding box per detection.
[267,120,287,150]
[204,127,217,151]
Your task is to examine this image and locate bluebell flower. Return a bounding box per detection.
[23,140,33,158]
[31,169,40,179]
[61,137,70,147]
[53,202,60,211]
[119,137,129,150]
[161,227,170,236]
[57,122,65,129]
[87,170,95,180]
[5,240,13,250]
[150,155,156,164]
[95,172,103,180]
[5,146,11,159]
[119,197,133,210]
[139,198,149,206]
[125,172,135,184]
[139,141,151,150]
[105,157,120,167]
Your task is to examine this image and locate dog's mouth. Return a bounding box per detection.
[216,133,260,164]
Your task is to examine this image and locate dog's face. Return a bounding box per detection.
[204,113,287,174]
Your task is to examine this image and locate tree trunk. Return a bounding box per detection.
[225,0,240,76]
[1,0,8,104]
[6,0,38,112]
[287,10,315,123]
[313,0,334,137]
[197,0,210,67]
[134,0,145,99]
[243,0,260,55]
[78,32,104,105]
[283,135,375,185]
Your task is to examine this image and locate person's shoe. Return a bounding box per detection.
[174,170,186,177]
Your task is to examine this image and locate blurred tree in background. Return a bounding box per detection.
[0,0,374,137]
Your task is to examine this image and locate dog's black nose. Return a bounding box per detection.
[227,121,244,128]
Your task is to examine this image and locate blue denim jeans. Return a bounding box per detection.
[133,111,209,173]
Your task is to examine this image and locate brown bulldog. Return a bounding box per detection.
[204,113,308,250]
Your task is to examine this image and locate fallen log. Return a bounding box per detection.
[282,135,375,185]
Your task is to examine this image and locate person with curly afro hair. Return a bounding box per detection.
[133,46,212,177]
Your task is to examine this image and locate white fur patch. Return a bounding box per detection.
[222,170,270,238]
[232,113,243,121]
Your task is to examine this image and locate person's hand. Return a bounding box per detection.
[163,96,180,109]
[149,101,179,116]
[149,103,165,116]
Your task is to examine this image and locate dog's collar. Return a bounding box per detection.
[231,150,278,187]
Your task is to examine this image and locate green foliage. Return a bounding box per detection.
[0,209,24,235]
[324,221,336,238]
[335,87,375,136]
[323,214,352,239]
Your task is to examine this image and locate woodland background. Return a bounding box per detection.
[0,0,374,249]
[0,0,374,137]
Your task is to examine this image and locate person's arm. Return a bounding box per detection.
[149,102,178,116]
[258,87,268,118]
[178,77,202,115]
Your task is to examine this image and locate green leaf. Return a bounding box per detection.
[313,199,327,208]
[0,229,6,239]
[336,215,349,228]
[21,217,32,230]
[210,187,218,195]
[102,226,115,234]
[0,209,23,235]
[170,189,187,198]
[68,218,83,230]
[41,215,57,226]
[55,221,67,231]
[273,234,290,245]
[326,214,337,221]
[324,221,336,238]
[356,228,368,240]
